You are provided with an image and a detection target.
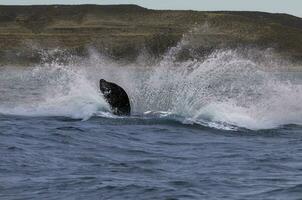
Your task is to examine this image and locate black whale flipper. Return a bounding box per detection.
[100,79,131,116]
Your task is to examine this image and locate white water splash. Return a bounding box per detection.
[0,63,111,120]
[0,45,301,130]
[131,49,302,130]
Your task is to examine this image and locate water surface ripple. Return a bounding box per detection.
[1,115,302,200]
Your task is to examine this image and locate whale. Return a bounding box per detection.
[99,79,131,116]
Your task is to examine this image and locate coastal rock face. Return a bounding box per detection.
[100,79,131,116]
[0,5,301,65]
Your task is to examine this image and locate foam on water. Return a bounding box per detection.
[0,40,302,130]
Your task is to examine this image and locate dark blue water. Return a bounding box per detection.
[1,114,302,200]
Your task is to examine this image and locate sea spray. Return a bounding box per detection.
[0,44,301,130]
[133,49,302,130]
[0,63,111,120]
[85,48,302,130]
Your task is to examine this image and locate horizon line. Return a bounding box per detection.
[0,3,300,18]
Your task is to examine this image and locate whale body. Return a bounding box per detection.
[99,79,131,116]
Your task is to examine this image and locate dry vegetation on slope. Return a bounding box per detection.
[0,4,301,65]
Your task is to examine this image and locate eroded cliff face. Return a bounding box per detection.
[0,4,301,66]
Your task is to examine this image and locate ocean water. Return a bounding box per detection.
[1,46,302,199]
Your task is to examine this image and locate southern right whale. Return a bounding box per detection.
[99,79,131,116]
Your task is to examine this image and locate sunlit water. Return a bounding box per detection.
[1,45,302,199]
